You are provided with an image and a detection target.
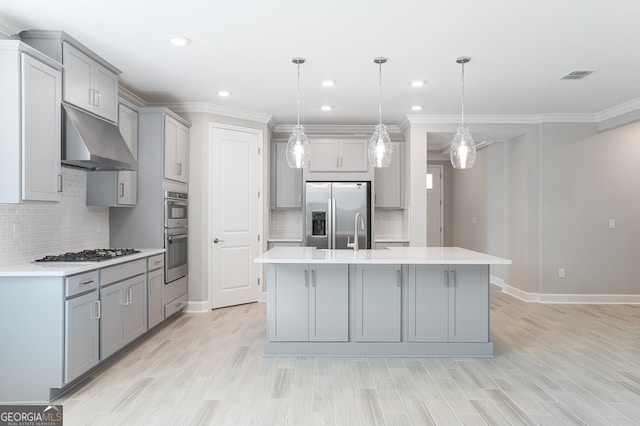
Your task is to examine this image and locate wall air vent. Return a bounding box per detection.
[560,70,596,80]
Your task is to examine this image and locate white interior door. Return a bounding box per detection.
[427,165,444,246]
[210,124,262,309]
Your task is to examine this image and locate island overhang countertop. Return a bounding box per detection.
[255,246,512,265]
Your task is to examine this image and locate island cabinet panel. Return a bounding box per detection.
[268,264,349,342]
[408,265,449,342]
[269,264,309,341]
[355,265,401,342]
[309,264,348,341]
[408,264,489,343]
[449,265,489,342]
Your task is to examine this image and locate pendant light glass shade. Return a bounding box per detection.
[286,124,310,169]
[368,57,393,168]
[450,56,476,169]
[450,125,476,169]
[368,123,393,167]
[286,57,310,168]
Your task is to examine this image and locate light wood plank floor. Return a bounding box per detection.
[56,286,640,425]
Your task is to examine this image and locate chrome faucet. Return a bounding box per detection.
[347,212,365,251]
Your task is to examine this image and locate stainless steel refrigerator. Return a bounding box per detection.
[305,182,371,249]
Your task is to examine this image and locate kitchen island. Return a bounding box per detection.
[255,247,511,357]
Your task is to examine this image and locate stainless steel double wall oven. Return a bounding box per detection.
[164,191,188,283]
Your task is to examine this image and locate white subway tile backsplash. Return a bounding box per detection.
[0,167,109,266]
[270,210,303,239]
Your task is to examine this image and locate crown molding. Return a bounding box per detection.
[155,101,272,124]
[118,86,148,108]
[535,114,597,123]
[272,123,403,138]
[596,97,640,122]
[0,13,24,38]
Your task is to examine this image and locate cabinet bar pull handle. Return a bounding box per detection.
[57,174,63,192]
[305,269,308,287]
[298,193,302,204]
[444,270,449,287]
[95,90,100,107]
[451,269,456,288]
[120,183,125,197]
[79,279,94,286]
[88,88,94,105]
[397,270,401,287]
[312,269,316,287]
[129,287,133,304]
[94,300,101,319]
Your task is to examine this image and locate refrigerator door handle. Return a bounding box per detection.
[331,198,337,249]
[327,198,332,249]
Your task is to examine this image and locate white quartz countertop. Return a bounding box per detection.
[0,249,165,277]
[255,247,511,265]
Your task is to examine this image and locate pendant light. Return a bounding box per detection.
[368,57,393,168]
[286,57,310,168]
[450,56,477,169]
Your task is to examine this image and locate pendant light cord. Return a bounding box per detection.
[296,62,301,127]
[378,62,383,126]
[461,61,465,127]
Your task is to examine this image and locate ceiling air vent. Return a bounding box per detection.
[560,70,596,80]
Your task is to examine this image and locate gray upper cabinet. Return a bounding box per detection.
[272,141,303,208]
[0,41,62,203]
[309,139,368,172]
[20,31,121,123]
[86,101,138,207]
[375,142,403,208]
[62,42,118,122]
[408,264,489,343]
[164,115,189,183]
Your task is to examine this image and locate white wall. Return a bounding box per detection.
[539,121,640,295]
[0,167,109,266]
[441,119,640,297]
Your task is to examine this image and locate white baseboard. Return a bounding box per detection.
[490,275,640,304]
[184,300,210,313]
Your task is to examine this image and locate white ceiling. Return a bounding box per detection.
[2,0,640,127]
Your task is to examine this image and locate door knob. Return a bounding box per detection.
[214,238,225,244]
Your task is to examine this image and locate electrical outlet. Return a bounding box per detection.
[558,268,566,278]
[472,217,477,224]
[609,219,616,229]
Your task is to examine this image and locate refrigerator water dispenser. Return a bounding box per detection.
[312,212,326,236]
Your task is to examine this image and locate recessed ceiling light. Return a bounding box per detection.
[217,91,231,97]
[168,36,191,47]
[411,80,425,87]
[321,105,333,111]
[411,105,423,111]
[321,80,335,87]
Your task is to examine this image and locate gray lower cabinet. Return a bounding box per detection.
[408,264,489,343]
[355,265,401,342]
[64,272,100,384]
[147,255,164,329]
[310,264,348,341]
[100,260,147,359]
[268,264,348,342]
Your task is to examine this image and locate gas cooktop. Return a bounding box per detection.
[34,249,140,263]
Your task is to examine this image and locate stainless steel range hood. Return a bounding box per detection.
[62,103,137,171]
